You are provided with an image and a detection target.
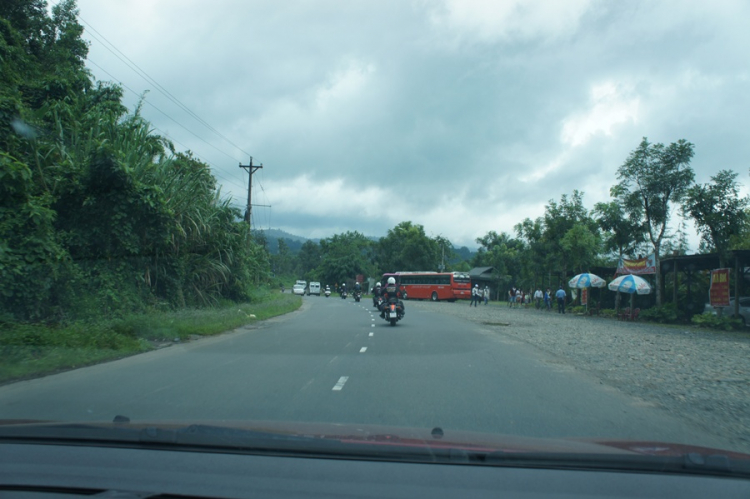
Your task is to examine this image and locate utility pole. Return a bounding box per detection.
[239,157,263,227]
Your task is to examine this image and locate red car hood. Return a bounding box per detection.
[1,418,747,461]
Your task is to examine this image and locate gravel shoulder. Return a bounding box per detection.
[408,299,750,453]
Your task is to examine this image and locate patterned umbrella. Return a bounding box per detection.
[608,275,652,295]
[568,273,606,288]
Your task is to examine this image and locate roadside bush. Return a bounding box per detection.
[639,303,681,324]
[691,312,743,331]
[600,308,617,318]
[568,305,586,314]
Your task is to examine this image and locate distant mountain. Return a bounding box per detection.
[252,229,308,254]
[252,228,477,259]
[452,246,476,263]
[253,228,309,244]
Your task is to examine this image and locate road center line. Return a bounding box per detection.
[359,347,367,353]
[332,376,349,391]
[369,332,374,337]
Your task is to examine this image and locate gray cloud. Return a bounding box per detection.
[78,0,750,247]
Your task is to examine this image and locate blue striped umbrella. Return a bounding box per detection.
[568,273,606,289]
[608,275,652,295]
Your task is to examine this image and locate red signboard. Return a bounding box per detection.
[710,268,730,308]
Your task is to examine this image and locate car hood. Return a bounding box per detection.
[1,419,748,464]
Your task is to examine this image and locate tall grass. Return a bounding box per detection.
[0,291,301,384]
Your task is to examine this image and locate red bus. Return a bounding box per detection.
[381,271,472,302]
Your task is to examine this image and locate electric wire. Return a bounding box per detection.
[80,17,253,161]
[81,25,250,189]
[81,21,271,227]
[87,58,244,169]
[86,58,247,192]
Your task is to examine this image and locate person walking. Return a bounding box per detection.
[555,286,567,314]
[544,288,552,311]
[534,288,543,309]
[483,285,490,305]
[470,284,480,307]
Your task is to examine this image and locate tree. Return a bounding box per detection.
[475,231,522,291]
[297,240,321,279]
[612,137,695,305]
[561,223,600,273]
[514,218,547,288]
[0,0,272,319]
[593,200,644,262]
[376,221,439,272]
[271,238,295,277]
[433,235,455,271]
[536,191,599,285]
[683,169,749,266]
[317,231,374,285]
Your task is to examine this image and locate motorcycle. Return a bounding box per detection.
[324,287,331,298]
[375,296,383,309]
[354,291,361,302]
[381,298,405,326]
[340,290,347,299]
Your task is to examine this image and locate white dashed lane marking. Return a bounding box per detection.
[369,332,374,337]
[332,376,349,391]
[359,347,367,353]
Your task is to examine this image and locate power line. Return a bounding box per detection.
[80,19,270,219]
[87,58,245,169]
[80,17,253,161]
[86,58,247,192]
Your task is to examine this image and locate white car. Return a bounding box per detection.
[292,284,306,296]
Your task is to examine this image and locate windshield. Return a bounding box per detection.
[2,0,750,472]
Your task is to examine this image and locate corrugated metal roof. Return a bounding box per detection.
[469,267,495,276]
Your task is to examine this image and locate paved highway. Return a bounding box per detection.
[0,295,732,448]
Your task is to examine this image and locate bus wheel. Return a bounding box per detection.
[431,292,438,302]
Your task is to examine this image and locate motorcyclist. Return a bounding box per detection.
[354,281,361,294]
[340,282,347,297]
[372,281,382,307]
[380,277,406,318]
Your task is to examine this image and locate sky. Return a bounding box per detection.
[72,0,750,249]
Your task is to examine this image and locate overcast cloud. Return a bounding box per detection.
[75,0,750,247]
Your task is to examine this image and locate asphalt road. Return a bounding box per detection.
[0,295,733,449]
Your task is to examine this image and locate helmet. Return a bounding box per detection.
[387,277,396,285]
[475,284,478,287]
[376,282,381,287]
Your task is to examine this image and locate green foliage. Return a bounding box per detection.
[0,1,271,323]
[0,291,301,383]
[684,170,749,264]
[316,231,375,284]
[600,308,617,318]
[561,223,600,273]
[690,312,743,331]
[613,137,695,305]
[297,240,321,279]
[639,303,681,324]
[593,200,644,259]
[377,221,439,272]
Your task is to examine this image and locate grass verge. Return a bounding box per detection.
[0,291,301,384]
